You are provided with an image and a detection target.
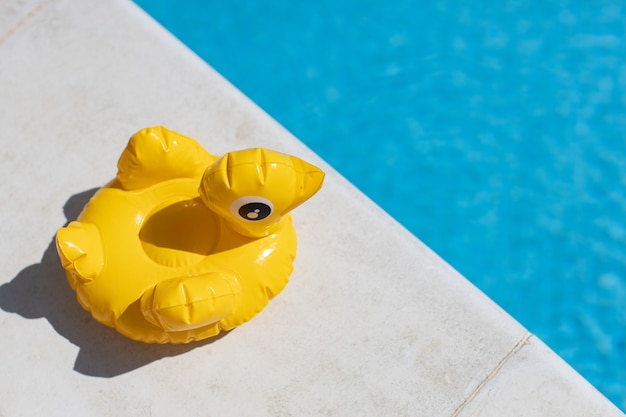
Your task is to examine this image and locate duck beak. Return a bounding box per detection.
[281,156,325,215]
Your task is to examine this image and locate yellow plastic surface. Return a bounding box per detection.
[56,126,324,343]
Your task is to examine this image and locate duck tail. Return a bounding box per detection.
[116,126,218,190]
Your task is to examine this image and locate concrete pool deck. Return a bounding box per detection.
[0,0,623,415]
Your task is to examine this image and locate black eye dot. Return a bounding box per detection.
[238,202,272,221]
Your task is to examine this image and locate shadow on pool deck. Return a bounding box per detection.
[0,188,226,378]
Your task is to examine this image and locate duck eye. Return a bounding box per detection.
[230,196,274,221]
[239,202,271,221]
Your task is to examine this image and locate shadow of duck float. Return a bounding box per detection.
[56,126,324,344]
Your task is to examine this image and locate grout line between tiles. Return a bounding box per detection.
[0,0,51,45]
[450,332,533,417]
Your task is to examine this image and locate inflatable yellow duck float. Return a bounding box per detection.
[56,126,324,343]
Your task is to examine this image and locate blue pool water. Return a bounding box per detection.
[135,0,626,409]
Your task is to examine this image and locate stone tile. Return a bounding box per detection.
[0,0,46,38]
[455,336,624,416]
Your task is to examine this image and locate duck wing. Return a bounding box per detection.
[116,126,217,190]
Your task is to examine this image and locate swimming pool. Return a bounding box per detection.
[134,0,626,410]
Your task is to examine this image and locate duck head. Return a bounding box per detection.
[198,148,325,238]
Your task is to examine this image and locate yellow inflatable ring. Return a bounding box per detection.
[56,126,324,343]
